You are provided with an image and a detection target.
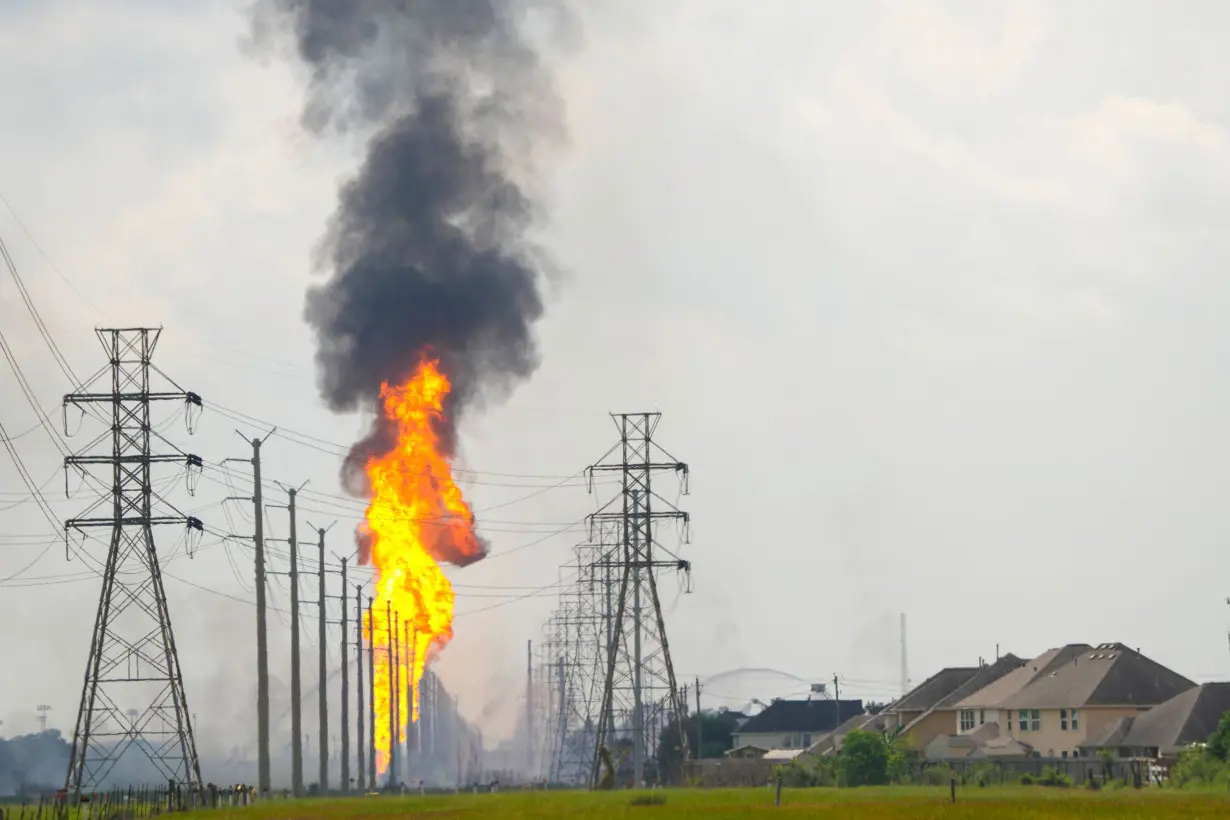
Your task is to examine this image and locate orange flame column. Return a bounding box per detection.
[360,357,481,774]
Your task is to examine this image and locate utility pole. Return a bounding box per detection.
[526,639,534,779]
[354,583,365,793]
[900,613,909,698]
[588,413,692,789]
[224,431,274,796]
[316,526,329,794]
[339,559,349,794]
[286,485,305,797]
[833,674,841,730]
[367,595,376,788]
[404,620,416,781]
[387,604,398,789]
[63,328,203,795]
[695,678,703,759]
[251,436,271,794]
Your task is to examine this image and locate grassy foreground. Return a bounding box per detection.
[173,786,1230,819]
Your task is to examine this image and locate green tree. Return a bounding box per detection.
[1207,710,1230,762]
[838,730,891,787]
[656,708,741,775]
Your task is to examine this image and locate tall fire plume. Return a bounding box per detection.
[362,357,481,773]
[252,0,574,777]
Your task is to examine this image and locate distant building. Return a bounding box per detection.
[732,699,864,752]
[916,643,1195,761]
[1079,681,1230,759]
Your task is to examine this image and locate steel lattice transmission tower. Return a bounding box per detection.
[62,328,204,794]
[588,412,692,788]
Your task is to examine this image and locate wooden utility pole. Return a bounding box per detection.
[339,559,349,794]
[833,674,840,731]
[355,583,365,793]
[317,527,329,793]
[526,639,533,778]
[287,486,304,797]
[695,677,703,759]
[410,622,420,781]
[387,602,397,789]
[249,436,271,795]
[367,595,376,788]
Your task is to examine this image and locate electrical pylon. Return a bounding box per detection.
[62,328,204,794]
[587,412,692,789]
[546,524,617,785]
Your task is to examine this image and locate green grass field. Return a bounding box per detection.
[167,786,1230,819]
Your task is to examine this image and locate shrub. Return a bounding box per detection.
[1019,773,1035,786]
[1036,766,1072,788]
[969,762,996,788]
[776,756,837,788]
[920,765,952,786]
[839,731,892,787]
[628,794,666,807]
[1170,748,1230,787]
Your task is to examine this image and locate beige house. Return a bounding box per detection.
[946,642,1195,760]
[875,654,1025,751]
[951,645,1089,737]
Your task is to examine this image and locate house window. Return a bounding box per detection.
[960,710,976,732]
[979,709,985,725]
[1071,709,1079,731]
[1030,710,1041,731]
[1060,709,1068,730]
[1019,710,1029,732]
[1062,751,1068,759]
[802,734,811,747]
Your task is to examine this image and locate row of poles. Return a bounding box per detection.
[233,434,442,797]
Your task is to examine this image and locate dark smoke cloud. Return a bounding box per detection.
[252,1,572,481]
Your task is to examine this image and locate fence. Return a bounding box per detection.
[681,755,1171,789]
[936,756,1170,787]
[0,785,256,820]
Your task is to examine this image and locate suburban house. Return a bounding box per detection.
[921,643,1196,760]
[893,654,1026,749]
[991,643,1194,759]
[1078,682,1230,759]
[950,644,1090,740]
[730,698,864,753]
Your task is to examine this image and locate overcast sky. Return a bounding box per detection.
[3,0,1230,756]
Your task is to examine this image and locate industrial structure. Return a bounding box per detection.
[62,328,204,794]
[520,412,694,788]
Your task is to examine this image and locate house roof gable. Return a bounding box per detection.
[933,654,1026,711]
[999,643,1194,710]
[736,699,865,735]
[955,645,1090,709]
[890,667,981,714]
[1112,682,1230,750]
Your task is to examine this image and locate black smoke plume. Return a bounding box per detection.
[252,1,571,494]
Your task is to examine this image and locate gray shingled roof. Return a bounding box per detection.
[900,655,1027,735]
[998,643,1194,710]
[955,645,1091,709]
[736,699,865,734]
[891,667,980,713]
[1083,682,1230,752]
[933,655,1025,710]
